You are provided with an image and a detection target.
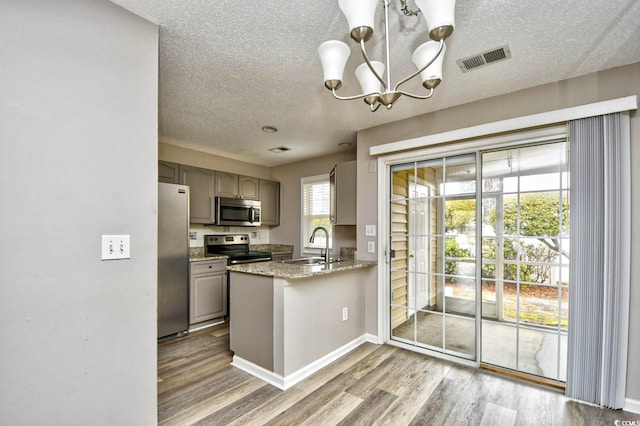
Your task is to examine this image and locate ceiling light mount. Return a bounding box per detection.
[318,0,456,112]
[268,146,291,153]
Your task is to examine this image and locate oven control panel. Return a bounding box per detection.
[205,234,249,246]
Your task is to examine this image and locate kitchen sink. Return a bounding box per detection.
[281,257,343,265]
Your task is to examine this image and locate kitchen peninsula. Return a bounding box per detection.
[227,258,376,390]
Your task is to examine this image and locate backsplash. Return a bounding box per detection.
[190,247,205,259]
[340,247,356,260]
[188,223,270,247]
[250,244,294,254]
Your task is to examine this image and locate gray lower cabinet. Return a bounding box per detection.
[190,259,228,324]
[179,165,215,224]
[259,179,280,226]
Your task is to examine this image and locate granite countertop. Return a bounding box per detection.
[227,258,376,279]
[189,254,228,262]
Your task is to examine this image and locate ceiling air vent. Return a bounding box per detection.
[456,45,512,73]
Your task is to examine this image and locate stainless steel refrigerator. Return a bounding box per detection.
[158,182,190,340]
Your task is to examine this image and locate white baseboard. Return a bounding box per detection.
[231,334,369,390]
[231,356,285,390]
[625,398,640,414]
[188,318,225,332]
[365,333,382,344]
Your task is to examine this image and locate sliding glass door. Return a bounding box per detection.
[387,140,569,382]
[480,143,569,381]
[390,154,478,360]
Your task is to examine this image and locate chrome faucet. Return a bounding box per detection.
[310,226,330,263]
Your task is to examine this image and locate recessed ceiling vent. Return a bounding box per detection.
[456,45,512,73]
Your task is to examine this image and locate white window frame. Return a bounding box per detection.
[300,174,332,257]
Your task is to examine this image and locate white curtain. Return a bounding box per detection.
[565,113,631,408]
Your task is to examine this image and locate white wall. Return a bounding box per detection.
[0,0,158,423]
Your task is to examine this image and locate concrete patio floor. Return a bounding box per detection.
[392,313,567,381]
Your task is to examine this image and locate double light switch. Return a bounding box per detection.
[101,235,131,260]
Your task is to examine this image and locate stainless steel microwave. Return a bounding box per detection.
[215,197,261,226]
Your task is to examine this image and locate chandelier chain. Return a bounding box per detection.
[399,0,421,17]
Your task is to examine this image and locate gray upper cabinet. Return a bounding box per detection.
[259,179,280,226]
[239,175,259,200]
[159,160,280,225]
[215,172,238,198]
[158,161,180,184]
[215,172,259,200]
[330,161,356,225]
[179,165,215,224]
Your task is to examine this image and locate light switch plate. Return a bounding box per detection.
[101,235,130,260]
[367,241,375,253]
[365,225,376,236]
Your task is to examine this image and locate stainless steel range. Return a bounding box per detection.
[204,234,271,264]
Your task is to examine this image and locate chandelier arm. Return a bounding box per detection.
[359,39,387,90]
[331,88,382,102]
[370,103,382,112]
[395,88,435,100]
[393,39,444,92]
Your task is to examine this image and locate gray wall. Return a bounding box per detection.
[0,0,158,423]
[356,63,640,402]
[281,269,366,376]
[270,152,357,257]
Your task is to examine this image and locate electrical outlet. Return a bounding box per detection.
[101,235,130,260]
[367,241,375,253]
[342,307,348,321]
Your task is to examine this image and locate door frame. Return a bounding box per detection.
[375,125,567,368]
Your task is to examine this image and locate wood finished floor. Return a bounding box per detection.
[158,323,638,425]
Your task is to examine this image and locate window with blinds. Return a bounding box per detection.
[301,175,332,254]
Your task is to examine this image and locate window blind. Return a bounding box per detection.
[301,176,332,252]
[565,112,631,409]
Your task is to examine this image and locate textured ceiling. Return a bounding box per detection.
[110,0,640,167]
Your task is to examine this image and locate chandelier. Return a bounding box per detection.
[318,0,456,112]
